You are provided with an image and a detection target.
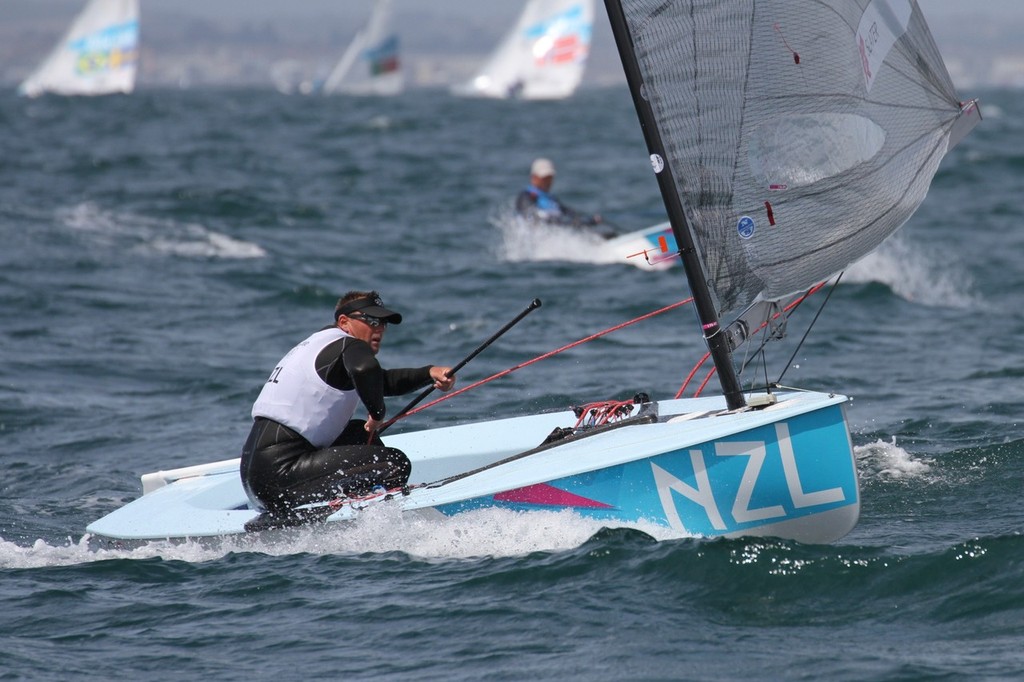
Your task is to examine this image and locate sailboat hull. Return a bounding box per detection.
[86,391,859,544]
[433,399,856,543]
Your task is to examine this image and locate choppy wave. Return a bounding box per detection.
[0,505,682,570]
[6,515,1023,632]
[3,85,1023,681]
[855,437,934,481]
[58,201,266,259]
[844,234,977,308]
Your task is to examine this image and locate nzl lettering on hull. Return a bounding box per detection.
[441,404,858,537]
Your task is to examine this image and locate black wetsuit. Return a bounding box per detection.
[240,334,433,513]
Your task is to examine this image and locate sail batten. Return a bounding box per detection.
[611,0,977,317]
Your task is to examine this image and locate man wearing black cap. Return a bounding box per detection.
[240,290,455,516]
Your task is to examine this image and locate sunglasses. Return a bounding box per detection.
[349,313,388,328]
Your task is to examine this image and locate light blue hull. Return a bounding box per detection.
[86,391,859,544]
[603,220,679,269]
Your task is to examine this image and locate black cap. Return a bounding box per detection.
[334,293,403,324]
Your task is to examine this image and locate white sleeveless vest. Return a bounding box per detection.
[251,327,361,448]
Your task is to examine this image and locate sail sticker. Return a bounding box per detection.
[524,4,592,66]
[650,154,664,173]
[737,216,756,239]
[69,19,139,76]
[68,20,138,54]
[493,483,613,508]
[365,35,400,75]
[857,0,913,92]
[650,414,855,536]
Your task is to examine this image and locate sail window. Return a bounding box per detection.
[747,114,885,190]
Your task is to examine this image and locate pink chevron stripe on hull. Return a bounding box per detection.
[493,483,613,508]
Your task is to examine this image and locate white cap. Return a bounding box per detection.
[530,158,556,177]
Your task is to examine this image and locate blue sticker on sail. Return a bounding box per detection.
[737,216,756,239]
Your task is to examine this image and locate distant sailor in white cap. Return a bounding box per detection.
[515,158,607,232]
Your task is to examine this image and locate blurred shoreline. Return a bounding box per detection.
[2,0,1022,91]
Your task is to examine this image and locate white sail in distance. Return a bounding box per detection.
[322,0,403,96]
[611,0,980,317]
[18,0,139,98]
[453,0,594,100]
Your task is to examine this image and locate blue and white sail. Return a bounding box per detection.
[18,0,139,98]
[321,0,403,96]
[453,0,594,100]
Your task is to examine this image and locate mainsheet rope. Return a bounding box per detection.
[395,279,833,424]
[676,279,832,399]
[394,297,694,423]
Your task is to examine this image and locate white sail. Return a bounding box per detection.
[453,0,594,100]
[322,0,403,96]
[18,0,139,98]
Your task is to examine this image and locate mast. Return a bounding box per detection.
[322,30,365,95]
[604,0,745,410]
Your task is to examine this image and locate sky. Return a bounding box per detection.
[181,0,1014,27]
[4,0,1024,30]
[131,0,1024,23]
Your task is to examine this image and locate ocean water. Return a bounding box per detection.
[1,86,1022,680]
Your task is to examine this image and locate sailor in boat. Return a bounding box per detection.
[515,158,612,236]
[507,80,525,99]
[240,291,455,516]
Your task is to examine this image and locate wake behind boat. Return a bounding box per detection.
[18,0,139,98]
[88,0,978,545]
[496,210,677,271]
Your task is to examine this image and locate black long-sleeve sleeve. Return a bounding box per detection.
[315,336,433,420]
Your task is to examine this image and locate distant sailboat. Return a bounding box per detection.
[453,0,594,100]
[321,0,403,96]
[18,0,139,98]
